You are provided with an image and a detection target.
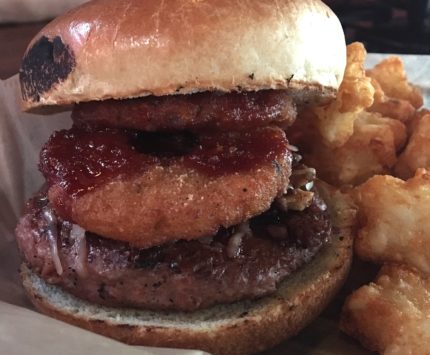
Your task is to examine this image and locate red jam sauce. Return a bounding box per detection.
[183,128,288,174]
[40,126,288,197]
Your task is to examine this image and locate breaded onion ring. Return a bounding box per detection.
[40,126,292,247]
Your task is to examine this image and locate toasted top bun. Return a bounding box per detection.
[20,0,346,110]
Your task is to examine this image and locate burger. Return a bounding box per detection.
[15,0,351,354]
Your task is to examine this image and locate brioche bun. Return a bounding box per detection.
[20,0,346,110]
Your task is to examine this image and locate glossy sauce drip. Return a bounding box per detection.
[184,128,288,174]
[40,127,157,197]
[40,126,288,197]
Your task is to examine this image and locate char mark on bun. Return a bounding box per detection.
[20,36,75,102]
[16,0,352,354]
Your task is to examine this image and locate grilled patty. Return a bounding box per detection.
[16,190,331,312]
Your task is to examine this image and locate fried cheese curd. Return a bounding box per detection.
[354,170,430,275]
[289,43,423,187]
[395,113,430,179]
[40,125,292,247]
[366,57,423,111]
[285,42,430,353]
[341,264,430,355]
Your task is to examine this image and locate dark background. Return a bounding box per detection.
[1,1,430,79]
[324,0,430,54]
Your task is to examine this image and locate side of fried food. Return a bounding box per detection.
[368,77,416,123]
[291,46,427,188]
[407,109,430,136]
[312,42,374,147]
[395,114,430,179]
[341,264,430,355]
[367,56,423,109]
[303,111,406,186]
[354,169,430,274]
[331,48,430,355]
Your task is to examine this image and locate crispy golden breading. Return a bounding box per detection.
[354,169,430,274]
[407,109,430,136]
[291,46,430,188]
[296,111,406,186]
[312,42,374,147]
[395,114,430,179]
[341,264,430,355]
[366,56,423,109]
[49,150,291,248]
[368,77,416,123]
[316,46,430,355]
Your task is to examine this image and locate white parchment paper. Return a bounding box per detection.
[1,54,429,354]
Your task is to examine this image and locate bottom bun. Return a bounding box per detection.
[21,226,352,355]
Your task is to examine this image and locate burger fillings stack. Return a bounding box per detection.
[15,0,352,354]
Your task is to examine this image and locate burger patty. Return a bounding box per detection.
[72,90,297,133]
[16,190,331,312]
[40,126,292,247]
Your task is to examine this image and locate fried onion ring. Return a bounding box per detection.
[40,126,292,247]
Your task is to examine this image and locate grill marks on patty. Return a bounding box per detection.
[15,191,331,312]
